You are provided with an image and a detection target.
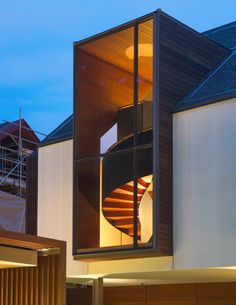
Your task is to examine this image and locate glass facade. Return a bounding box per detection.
[74,16,155,256]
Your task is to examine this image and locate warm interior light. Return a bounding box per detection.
[125,44,153,60]
[0,246,37,268]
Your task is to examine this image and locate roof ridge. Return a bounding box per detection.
[176,50,236,110]
[41,114,73,145]
[43,114,73,140]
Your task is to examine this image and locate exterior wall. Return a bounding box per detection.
[104,283,236,305]
[38,140,87,277]
[37,97,236,281]
[173,98,236,269]
[68,283,236,305]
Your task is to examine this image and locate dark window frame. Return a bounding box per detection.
[73,11,160,260]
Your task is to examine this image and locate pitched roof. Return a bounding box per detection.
[41,21,236,129]
[176,21,236,112]
[203,21,236,51]
[0,119,40,145]
[40,115,73,146]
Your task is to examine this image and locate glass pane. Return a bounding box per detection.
[137,19,153,146]
[135,19,153,247]
[75,157,100,250]
[101,149,134,248]
[74,26,134,160]
[136,145,153,246]
[75,150,136,252]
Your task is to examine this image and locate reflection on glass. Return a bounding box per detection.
[136,19,153,246]
[74,17,154,254]
[138,19,153,101]
[75,26,134,159]
[136,145,153,245]
[137,19,153,146]
[75,157,100,250]
[101,149,134,248]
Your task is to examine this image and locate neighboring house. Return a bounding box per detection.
[30,10,236,305]
[0,190,25,232]
[0,118,39,196]
[0,124,66,304]
[0,119,39,233]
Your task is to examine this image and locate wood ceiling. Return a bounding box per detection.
[80,19,153,83]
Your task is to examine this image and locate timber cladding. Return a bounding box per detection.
[0,231,66,305]
[26,150,38,235]
[73,11,230,259]
[0,255,60,305]
[156,12,230,255]
[102,283,236,305]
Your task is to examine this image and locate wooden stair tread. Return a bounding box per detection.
[103,175,153,240]
[106,216,133,221]
[137,178,149,188]
[103,210,133,217]
[103,205,139,212]
[118,184,145,195]
[115,223,133,229]
[110,218,134,226]
[105,192,141,202]
[103,201,133,209]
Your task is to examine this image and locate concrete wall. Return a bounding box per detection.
[173,98,236,269]
[37,140,87,277]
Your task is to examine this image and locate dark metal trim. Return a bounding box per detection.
[73,43,78,256]
[152,11,160,252]
[159,11,230,52]
[72,12,160,258]
[25,149,38,235]
[74,144,152,163]
[133,23,138,247]
[38,136,72,148]
[74,243,154,261]
[175,92,236,113]
[74,11,159,47]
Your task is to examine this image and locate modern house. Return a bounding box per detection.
[30,10,236,305]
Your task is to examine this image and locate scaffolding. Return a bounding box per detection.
[0,110,46,198]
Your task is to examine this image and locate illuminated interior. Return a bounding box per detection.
[74,17,154,254]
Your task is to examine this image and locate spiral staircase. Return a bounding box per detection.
[102,176,152,239]
[101,100,153,242]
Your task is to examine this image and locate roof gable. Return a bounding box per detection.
[176,50,236,111]
[176,21,236,112]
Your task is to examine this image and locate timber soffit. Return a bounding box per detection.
[41,13,236,139]
[73,9,233,114]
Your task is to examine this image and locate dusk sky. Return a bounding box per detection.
[1,0,235,139]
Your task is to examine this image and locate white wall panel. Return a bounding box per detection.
[173,99,236,269]
[38,140,87,277]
